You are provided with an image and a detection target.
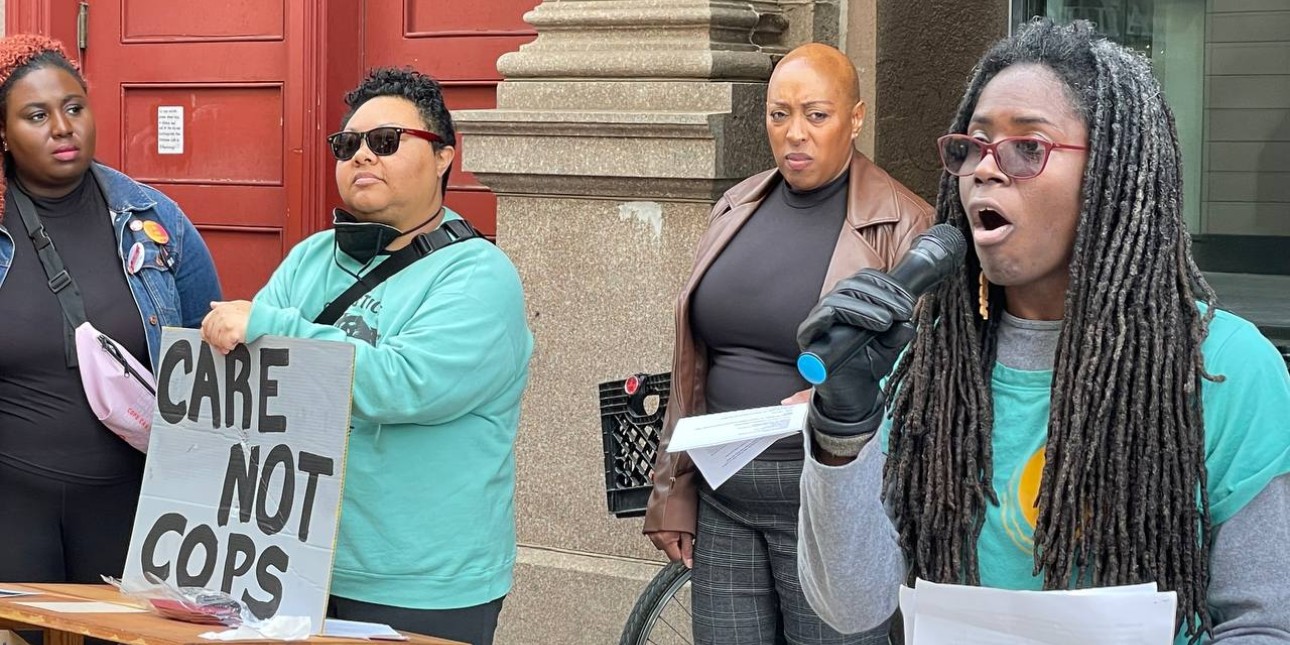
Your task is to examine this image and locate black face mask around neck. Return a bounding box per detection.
[331,208,442,265]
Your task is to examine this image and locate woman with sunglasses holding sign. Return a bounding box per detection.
[0,36,220,592]
[203,67,532,645]
[794,20,1290,643]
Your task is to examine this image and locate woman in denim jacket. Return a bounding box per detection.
[0,36,220,586]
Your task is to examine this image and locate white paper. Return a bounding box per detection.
[157,106,184,155]
[14,601,146,614]
[900,579,1177,645]
[668,404,806,451]
[322,619,408,641]
[201,615,311,641]
[900,577,1161,643]
[686,434,782,488]
[900,585,918,644]
[668,404,806,488]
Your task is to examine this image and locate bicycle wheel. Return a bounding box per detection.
[620,560,693,645]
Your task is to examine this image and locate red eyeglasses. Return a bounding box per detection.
[327,126,444,161]
[937,134,1087,180]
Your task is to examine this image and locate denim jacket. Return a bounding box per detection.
[0,162,222,369]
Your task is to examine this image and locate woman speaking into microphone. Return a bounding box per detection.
[795,19,1290,644]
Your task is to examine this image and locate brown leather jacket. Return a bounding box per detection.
[643,153,934,537]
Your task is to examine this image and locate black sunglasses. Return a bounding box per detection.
[327,126,444,161]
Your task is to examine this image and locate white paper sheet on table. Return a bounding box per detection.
[900,578,1177,645]
[668,404,806,488]
[322,619,408,641]
[13,601,146,614]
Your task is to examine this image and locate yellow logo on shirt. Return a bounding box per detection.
[1002,448,1045,552]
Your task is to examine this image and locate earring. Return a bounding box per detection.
[2,141,7,152]
[978,270,990,320]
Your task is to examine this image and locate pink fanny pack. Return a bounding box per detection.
[74,322,156,452]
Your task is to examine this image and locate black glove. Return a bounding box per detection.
[796,268,917,436]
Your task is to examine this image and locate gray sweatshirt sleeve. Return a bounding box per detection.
[1207,473,1290,643]
[797,432,905,634]
[799,436,1290,643]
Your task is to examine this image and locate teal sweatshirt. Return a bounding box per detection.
[245,209,533,609]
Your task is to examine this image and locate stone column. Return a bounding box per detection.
[454,1,785,642]
[873,0,1008,199]
[845,0,878,158]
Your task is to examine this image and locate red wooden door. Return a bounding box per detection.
[9,0,536,293]
[80,0,318,300]
[362,0,539,238]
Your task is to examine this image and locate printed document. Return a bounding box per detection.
[900,578,1177,644]
[668,404,807,488]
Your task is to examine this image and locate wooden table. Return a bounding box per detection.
[0,585,462,645]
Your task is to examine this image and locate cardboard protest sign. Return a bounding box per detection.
[123,328,355,629]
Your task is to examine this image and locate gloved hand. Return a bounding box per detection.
[796,268,917,435]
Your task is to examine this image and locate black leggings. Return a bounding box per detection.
[0,461,141,583]
[0,461,142,645]
[328,595,505,645]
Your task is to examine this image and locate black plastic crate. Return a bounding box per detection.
[599,372,671,518]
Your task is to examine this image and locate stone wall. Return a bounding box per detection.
[874,1,1009,200]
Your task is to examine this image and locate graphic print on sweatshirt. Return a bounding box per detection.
[336,293,382,345]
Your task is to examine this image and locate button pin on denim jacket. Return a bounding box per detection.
[143,220,170,245]
[127,242,146,274]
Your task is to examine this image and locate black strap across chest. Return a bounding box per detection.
[11,186,90,367]
[313,218,481,326]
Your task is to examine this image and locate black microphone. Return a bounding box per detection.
[796,223,968,385]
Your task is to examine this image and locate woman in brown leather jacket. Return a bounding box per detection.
[642,42,932,645]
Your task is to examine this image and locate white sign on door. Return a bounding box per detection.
[157,106,184,155]
[123,328,355,628]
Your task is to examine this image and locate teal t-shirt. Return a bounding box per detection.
[245,209,534,609]
[883,309,1290,643]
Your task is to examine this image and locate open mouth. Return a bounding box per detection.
[979,208,1010,231]
[970,205,1015,247]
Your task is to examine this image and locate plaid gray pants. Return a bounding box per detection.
[692,459,889,645]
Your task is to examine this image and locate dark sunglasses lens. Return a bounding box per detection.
[330,133,361,160]
[941,137,979,175]
[368,128,402,156]
[998,140,1047,179]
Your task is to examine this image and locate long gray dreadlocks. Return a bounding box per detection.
[883,18,1217,641]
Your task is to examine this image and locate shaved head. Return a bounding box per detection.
[764,43,865,190]
[773,43,861,106]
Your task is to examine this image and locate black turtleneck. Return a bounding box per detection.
[0,173,148,483]
[691,168,850,460]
